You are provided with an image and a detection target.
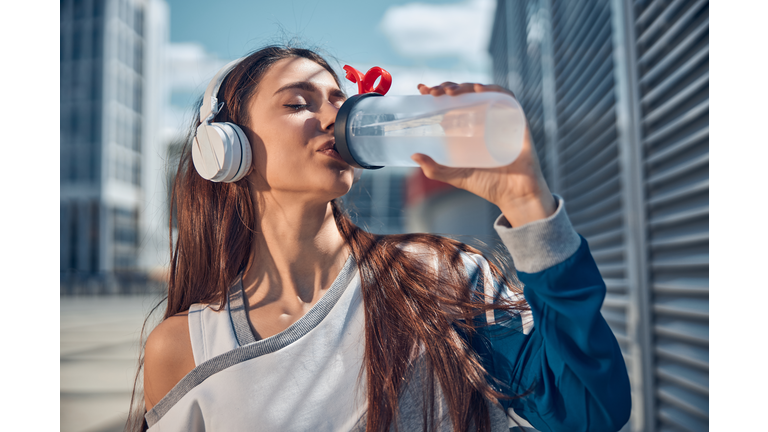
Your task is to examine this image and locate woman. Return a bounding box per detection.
[130,46,631,432]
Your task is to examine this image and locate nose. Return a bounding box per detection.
[320,100,339,133]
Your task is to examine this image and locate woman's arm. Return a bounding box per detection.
[464,197,631,432]
[412,82,631,431]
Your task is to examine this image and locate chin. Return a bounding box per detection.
[329,176,355,198]
[310,170,354,201]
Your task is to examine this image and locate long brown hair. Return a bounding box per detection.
[127,45,528,432]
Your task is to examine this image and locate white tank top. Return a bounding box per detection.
[145,253,524,431]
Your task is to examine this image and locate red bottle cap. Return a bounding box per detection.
[343,65,392,95]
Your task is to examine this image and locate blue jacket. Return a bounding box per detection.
[470,196,632,432]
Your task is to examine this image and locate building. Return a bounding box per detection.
[60,0,169,294]
[489,0,709,431]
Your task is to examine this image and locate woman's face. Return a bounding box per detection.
[244,57,353,202]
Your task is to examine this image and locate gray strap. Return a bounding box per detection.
[228,273,257,346]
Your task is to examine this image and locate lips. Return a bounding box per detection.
[317,140,346,163]
[318,139,336,152]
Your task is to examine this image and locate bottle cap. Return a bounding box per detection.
[343,65,392,95]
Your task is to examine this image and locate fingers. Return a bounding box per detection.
[411,153,468,186]
[444,82,477,96]
[417,82,458,96]
[416,82,518,100]
[474,83,516,99]
[411,153,443,180]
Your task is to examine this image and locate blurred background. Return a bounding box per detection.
[60,0,709,431]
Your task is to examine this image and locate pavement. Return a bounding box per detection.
[61,295,165,432]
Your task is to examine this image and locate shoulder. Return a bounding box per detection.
[144,311,195,411]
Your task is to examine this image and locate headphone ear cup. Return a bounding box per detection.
[192,123,227,182]
[223,122,252,183]
[192,122,252,182]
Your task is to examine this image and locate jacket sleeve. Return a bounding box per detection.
[464,195,631,432]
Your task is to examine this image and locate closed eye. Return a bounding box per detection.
[284,104,309,111]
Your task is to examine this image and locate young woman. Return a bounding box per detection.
[130,46,631,432]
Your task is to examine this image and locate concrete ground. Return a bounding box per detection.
[61,295,165,432]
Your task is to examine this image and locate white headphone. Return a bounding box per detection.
[192,58,252,183]
[192,58,363,184]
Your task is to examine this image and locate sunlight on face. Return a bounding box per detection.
[245,57,352,202]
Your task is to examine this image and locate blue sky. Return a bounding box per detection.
[165,0,493,69]
[162,0,498,132]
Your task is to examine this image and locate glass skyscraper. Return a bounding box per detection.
[60,0,169,293]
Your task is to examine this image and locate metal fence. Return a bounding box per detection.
[490,1,709,430]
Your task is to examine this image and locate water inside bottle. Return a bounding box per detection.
[347,101,524,168]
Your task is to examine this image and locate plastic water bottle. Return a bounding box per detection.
[334,92,527,169]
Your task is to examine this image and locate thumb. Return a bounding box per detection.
[411,153,451,183]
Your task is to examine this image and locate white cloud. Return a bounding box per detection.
[379,0,495,67]
[162,43,232,138]
[165,42,230,92]
[161,104,192,142]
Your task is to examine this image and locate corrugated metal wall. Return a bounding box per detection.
[490,1,709,431]
[490,0,551,186]
[634,1,710,430]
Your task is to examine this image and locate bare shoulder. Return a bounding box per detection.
[144,311,195,411]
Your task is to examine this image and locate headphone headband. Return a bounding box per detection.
[200,58,244,123]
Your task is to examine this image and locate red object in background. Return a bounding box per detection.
[405,169,455,207]
[343,65,392,95]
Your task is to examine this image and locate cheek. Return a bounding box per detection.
[251,118,312,179]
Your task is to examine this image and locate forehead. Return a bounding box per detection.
[258,57,338,94]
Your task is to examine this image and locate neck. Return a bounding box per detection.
[243,192,349,308]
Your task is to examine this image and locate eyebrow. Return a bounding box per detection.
[273,81,346,100]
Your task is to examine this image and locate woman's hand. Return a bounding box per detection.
[412,82,556,228]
